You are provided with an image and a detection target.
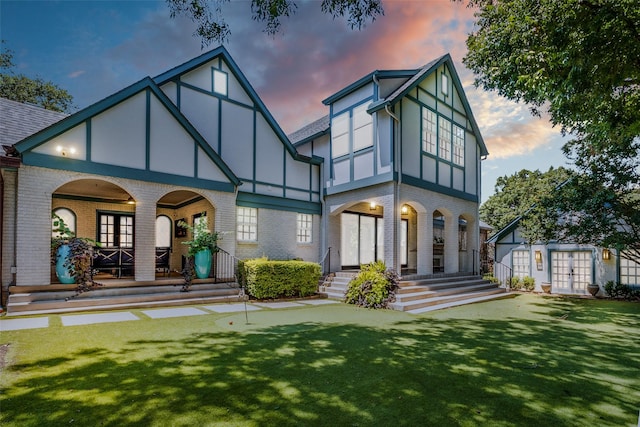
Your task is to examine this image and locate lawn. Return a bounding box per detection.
[1,295,639,426]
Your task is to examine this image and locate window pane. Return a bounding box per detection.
[453,124,465,166]
[296,213,312,243]
[52,208,76,238]
[341,213,359,266]
[422,108,436,154]
[237,207,257,241]
[213,70,227,96]
[438,117,451,161]
[359,216,376,265]
[331,112,350,158]
[156,216,171,247]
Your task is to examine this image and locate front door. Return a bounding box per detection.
[340,212,384,269]
[551,251,592,293]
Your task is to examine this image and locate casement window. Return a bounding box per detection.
[438,117,451,161]
[213,69,228,96]
[296,213,313,244]
[422,108,437,155]
[52,208,76,238]
[237,207,257,242]
[453,124,465,166]
[352,104,373,152]
[512,250,530,278]
[331,112,350,158]
[620,255,640,286]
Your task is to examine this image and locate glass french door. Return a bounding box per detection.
[98,213,134,247]
[551,251,591,293]
[341,213,384,268]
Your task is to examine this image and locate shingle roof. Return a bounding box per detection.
[0,98,67,148]
[289,115,330,145]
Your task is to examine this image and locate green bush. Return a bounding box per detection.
[604,281,640,300]
[345,261,399,309]
[483,274,501,285]
[238,258,321,299]
[522,276,535,291]
[510,276,522,290]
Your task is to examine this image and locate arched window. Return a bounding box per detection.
[52,208,76,238]
[155,215,172,247]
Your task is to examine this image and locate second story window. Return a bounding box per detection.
[453,124,465,166]
[331,112,350,158]
[422,108,437,155]
[438,117,451,161]
[352,104,373,151]
[213,69,227,96]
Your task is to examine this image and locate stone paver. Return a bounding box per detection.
[61,312,139,326]
[0,317,49,331]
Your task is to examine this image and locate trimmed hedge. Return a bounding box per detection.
[238,258,321,299]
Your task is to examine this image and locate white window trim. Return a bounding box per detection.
[237,207,257,242]
[296,213,313,244]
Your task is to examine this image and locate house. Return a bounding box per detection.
[487,215,640,294]
[0,46,488,304]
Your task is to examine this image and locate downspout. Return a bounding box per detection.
[385,103,401,273]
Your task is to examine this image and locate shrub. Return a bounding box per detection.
[510,276,522,290]
[345,261,399,309]
[604,281,640,300]
[239,258,321,299]
[483,274,501,285]
[522,276,535,291]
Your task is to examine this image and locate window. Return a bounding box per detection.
[237,207,257,241]
[193,212,208,239]
[99,213,134,247]
[296,213,313,243]
[422,108,437,154]
[331,112,350,158]
[441,73,448,95]
[352,104,373,151]
[213,69,227,96]
[52,208,76,238]
[155,215,172,247]
[620,255,640,286]
[438,117,451,161]
[453,124,465,166]
[512,250,530,278]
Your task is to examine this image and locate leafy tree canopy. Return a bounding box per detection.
[480,167,574,234]
[167,0,384,46]
[0,42,73,113]
[465,0,640,262]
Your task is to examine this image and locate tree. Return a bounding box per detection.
[480,167,574,235]
[465,0,640,263]
[167,0,384,46]
[0,42,73,113]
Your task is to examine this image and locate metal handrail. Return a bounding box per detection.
[213,249,241,284]
[493,261,513,289]
[319,247,332,277]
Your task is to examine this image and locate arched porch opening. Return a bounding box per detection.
[458,213,477,274]
[51,179,135,282]
[156,190,215,278]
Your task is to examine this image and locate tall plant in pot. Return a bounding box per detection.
[51,213,102,295]
[178,215,221,287]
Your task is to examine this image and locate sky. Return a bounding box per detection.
[0,0,570,203]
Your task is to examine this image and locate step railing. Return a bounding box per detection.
[492,261,513,288]
[319,247,332,277]
[213,249,240,284]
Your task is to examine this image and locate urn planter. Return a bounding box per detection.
[194,248,212,279]
[55,244,76,284]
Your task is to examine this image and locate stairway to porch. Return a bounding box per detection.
[319,272,511,313]
[5,278,243,317]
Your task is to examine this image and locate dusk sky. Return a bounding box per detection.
[1,0,570,202]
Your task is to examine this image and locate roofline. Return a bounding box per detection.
[322,69,418,106]
[292,128,330,147]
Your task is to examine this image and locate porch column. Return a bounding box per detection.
[416,210,432,275]
[135,198,155,281]
[381,194,398,272]
[444,213,459,274]
[467,218,479,274]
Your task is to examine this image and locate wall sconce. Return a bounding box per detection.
[602,248,611,260]
[534,251,542,263]
[369,202,377,210]
[126,196,135,205]
[55,145,76,157]
[401,205,408,214]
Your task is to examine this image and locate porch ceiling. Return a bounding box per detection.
[54,179,131,202]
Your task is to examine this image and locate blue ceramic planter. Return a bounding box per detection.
[55,244,76,284]
[194,248,212,279]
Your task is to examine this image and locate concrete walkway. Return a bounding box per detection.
[0,300,339,332]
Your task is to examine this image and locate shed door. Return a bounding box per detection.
[551,251,591,293]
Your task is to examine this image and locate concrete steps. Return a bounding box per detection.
[6,279,242,316]
[319,272,509,313]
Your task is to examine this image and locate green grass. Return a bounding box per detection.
[1,295,639,426]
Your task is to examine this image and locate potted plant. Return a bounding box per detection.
[178,214,221,281]
[587,283,600,297]
[51,213,101,294]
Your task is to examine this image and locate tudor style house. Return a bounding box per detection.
[0,46,488,304]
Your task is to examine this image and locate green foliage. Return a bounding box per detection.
[479,167,574,236]
[483,274,501,285]
[510,276,522,290]
[239,258,321,299]
[344,261,399,309]
[167,0,383,46]
[51,213,102,296]
[178,214,221,257]
[465,1,640,261]
[1,42,73,112]
[522,276,535,292]
[604,281,640,301]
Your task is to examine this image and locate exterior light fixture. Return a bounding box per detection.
[369,202,377,210]
[534,250,543,263]
[127,196,135,205]
[55,145,76,157]
[401,205,408,214]
[602,248,611,260]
